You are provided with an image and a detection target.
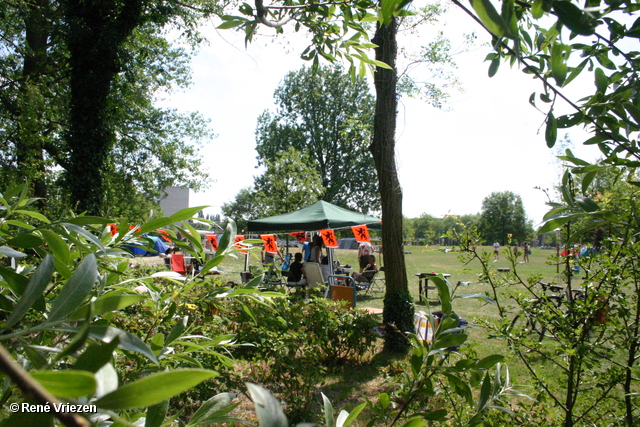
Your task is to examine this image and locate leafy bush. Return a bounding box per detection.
[215,296,378,423]
[0,184,259,426]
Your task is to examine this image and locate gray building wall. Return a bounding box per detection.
[160,186,190,217]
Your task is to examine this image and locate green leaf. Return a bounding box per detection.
[40,230,70,264]
[31,370,96,399]
[553,1,597,35]
[14,209,50,224]
[187,393,241,426]
[488,56,500,77]
[246,383,288,427]
[402,417,427,427]
[6,233,42,248]
[551,43,568,86]
[48,254,98,323]
[75,338,121,373]
[86,325,159,364]
[0,246,27,258]
[575,196,600,212]
[1,255,54,332]
[476,355,505,369]
[538,214,573,234]
[166,316,188,346]
[432,333,467,350]
[321,393,335,427]
[546,112,557,148]
[477,372,493,410]
[595,68,608,93]
[95,369,218,410]
[145,400,169,427]
[70,294,147,320]
[218,20,245,29]
[341,402,366,427]
[470,0,512,38]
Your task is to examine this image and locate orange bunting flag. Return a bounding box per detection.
[289,232,307,243]
[235,235,247,253]
[205,234,218,252]
[351,225,370,243]
[320,229,338,248]
[108,224,118,237]
[261,234,278,254]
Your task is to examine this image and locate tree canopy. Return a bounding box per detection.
[0,0,216,219]
[479,191,532,245]
[255,65,379,214]
[222,147,325,230]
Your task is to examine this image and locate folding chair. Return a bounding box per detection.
[354,270,378,296]
[170,253,187,275]
[283,270,306,293]
[304,262,327,296]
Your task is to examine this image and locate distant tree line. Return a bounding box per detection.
[403,191,535,246]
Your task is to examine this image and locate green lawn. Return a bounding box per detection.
[215,244,563,316]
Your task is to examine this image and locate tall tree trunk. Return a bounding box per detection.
[63,0,144,215]
[371,18,414,352]
[17,0,51,207]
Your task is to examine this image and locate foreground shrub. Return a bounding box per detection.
[216,296,378,422]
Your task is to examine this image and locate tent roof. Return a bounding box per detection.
[247,201,381,232]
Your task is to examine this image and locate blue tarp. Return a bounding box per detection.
[125,235,169,256]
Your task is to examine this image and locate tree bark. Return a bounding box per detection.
[371,18,414,352]
[63,0,144,214]
[17,0,52,207]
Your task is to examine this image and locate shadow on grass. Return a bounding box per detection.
[320,341,408,410]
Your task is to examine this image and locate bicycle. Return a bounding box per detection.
[509,280,607,345]
[509,281,566,342]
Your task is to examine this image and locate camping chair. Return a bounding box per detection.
[354,269,378,296]
[282,270,306,293]
[170,253,187,275]
[369,266,386,294]
[304,262,327,293]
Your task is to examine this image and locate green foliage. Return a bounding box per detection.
[215,296,378,423]
[222,147,326,226]
[458,0,639,164]
[255,64,379,214]
[0,1,213,218]
[0,183,262,426]
[479,191,533,245]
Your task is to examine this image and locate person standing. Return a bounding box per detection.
[493,242,500,260]
[523,242,530,263]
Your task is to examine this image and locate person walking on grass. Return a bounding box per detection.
[493,242,500,261]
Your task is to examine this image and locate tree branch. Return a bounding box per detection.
[0,343,90,427]
[451,0,640,161]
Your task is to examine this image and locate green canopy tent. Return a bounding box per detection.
[247,201,381,301]
[247,200,381,232]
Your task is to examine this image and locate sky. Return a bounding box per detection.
[163,3,601,227]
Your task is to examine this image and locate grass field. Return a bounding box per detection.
[213,244,564,316]
[208,244,571,418]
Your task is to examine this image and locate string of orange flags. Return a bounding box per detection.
[289,232,307,242]
[319,229,339,248]
[260,234,278,254]
[205,234,218,252]
[351,225,370,243]
[234,235,248,253]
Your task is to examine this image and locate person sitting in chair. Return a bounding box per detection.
[352,255,377,282]
[289,252,307,285]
